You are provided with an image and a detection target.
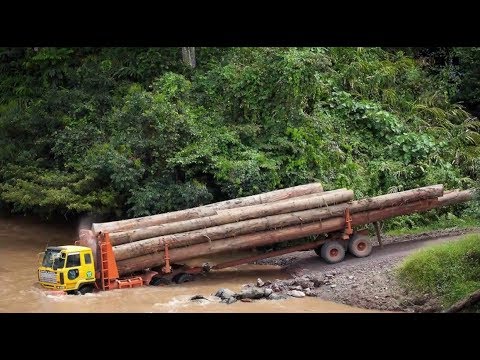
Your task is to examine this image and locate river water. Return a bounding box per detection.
[0,217,375,313]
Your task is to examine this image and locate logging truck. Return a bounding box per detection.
[37,183,475,294]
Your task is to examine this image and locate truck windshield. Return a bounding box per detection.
[42,249,64,269]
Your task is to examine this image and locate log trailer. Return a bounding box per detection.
[37,184,475,294]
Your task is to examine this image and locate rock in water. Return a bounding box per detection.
[190,295,208,301]
[257,278,265,287]
[238,287,265,299]
[226,297,237,304]
[268,293,288,300]
[207,296,222,302]
[264,288,273,297]
[215,288,236,299]
[287,290,306,298]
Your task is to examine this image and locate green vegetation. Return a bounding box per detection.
[0,47,479,222]
[397,234,480,308]
[385,216,479,236]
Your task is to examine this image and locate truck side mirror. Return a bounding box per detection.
[52,257,61,270]
[37,252,45,266]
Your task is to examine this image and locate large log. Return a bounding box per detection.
[112,185,444,260]
[117,188,476,274]
[110,189,354,245]
[443,288,480,313]
[92,182,324,234]
[116,198,441,275]
[438,189,476,206]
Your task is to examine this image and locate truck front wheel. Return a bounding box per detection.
[77,284,94,295]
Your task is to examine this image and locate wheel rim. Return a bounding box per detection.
[357,242,366,251]
[330,248,339,257]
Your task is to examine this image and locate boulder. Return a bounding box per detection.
[215,288,236,300]
[267,293,288,300]
[225,297,237,304]
[293,276,315,289]
[289,285,303,291]
[287,290,306,298]
[304,288,315,296]
[238,287,265,299]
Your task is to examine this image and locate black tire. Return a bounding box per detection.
[348,234,372,258]
[77,284,94,295]
[173,273,194,284]
[314,238,347,256]
[150,277,171,286]
[320,241,346,264]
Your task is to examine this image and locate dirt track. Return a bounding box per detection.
[257,227,480,312]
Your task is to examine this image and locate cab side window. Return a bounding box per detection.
[84,253,92,264]
[66,254,81,268]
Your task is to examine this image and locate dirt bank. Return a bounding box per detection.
[256,227,480,312]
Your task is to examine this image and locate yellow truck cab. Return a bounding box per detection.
[38,245,96,294]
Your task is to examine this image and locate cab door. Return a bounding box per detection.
[64,252,82,290]
[81,251,95,282]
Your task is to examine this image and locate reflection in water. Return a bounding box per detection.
[0,217,376,313]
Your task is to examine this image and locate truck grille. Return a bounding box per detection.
[39,270,57,283]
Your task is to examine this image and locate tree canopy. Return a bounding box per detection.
[1,47,478,225]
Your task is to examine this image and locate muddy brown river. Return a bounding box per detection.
[0,217,376,313]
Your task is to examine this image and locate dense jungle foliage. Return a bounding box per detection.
[0,47,479,226]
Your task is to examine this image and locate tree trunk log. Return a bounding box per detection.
[112,185,444,260]
[373,222,383,247]
[92,183,324,234]
[443,288,480,313]
[110,189,354,245]
[438,189,476,206]
[181,47,196,68]
[117,187,470,276]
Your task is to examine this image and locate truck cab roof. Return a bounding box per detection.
[46,245,91,252]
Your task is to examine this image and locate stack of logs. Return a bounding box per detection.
[90,183,476,276]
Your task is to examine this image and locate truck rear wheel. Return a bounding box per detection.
[314,238,347,256]
[320,241,345,264]
[173,273,194,284]
[348,234,372,258]
[150,277,171,286]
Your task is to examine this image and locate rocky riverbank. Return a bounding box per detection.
[198,229,480,312]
